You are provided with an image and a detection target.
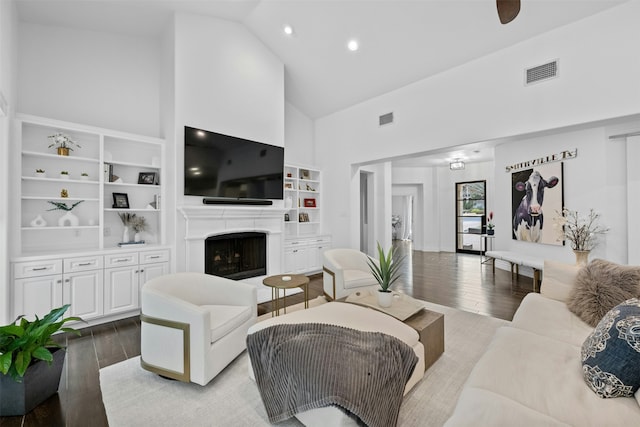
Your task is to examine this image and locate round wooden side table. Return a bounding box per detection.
[262,274,310,316]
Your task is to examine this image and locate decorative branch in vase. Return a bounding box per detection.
[47,200,84,227]
[553,208,609,265]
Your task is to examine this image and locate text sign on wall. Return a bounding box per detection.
[505,149,577,173]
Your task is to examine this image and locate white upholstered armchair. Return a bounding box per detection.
[140,272,257,386]
[323,248,379,300]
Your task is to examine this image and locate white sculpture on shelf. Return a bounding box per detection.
[30,215,47,227]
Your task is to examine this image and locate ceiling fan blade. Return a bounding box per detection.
[497,0,521,24]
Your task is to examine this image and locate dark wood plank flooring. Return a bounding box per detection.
[2,243,533,426]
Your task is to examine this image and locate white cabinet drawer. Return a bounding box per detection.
[13,259,63,279]
[139,249,170,265]
[104,252,139,267]
[64,255,104,272]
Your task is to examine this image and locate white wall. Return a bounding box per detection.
[316,1,640,250]
[17,23,161,137]
[0,0,17,324]
[628,136,640,265]
[171,13,285,271]
[494,126,626,266]
[285,101,314,165]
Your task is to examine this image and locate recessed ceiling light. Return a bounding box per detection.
[347,39,359,51]
[283,25,293,36]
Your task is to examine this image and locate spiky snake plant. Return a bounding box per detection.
[367,242,404,292]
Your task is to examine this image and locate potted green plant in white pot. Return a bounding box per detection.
[0,304,82,416]
[367,242,404,308]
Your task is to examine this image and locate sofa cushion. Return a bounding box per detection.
[567,259,640,327]
[511,293,593,347]
[202,304,253,343]
[540,260,581,302]
[454,326,640,426]
[343,269,378,289]
[581,298,640,398]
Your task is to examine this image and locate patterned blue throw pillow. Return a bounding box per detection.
[581,298,640,398]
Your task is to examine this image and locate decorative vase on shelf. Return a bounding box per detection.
[57,147,69,156]
[58,211,79,227]
[60,173,69,180]
[285,196,293,209]
[35,171,46,178]
[134,232,142,243]
[377,290,393,308]
[573,250,590,266]
[122,227,131,243]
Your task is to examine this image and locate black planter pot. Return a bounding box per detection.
[487,229,495,235]
[0,348,65,416]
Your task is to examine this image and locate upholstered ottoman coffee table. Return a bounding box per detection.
[247,302,425,427]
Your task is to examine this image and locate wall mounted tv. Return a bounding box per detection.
[184,126,284,202]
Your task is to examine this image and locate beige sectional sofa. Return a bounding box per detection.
[445,260,640,426]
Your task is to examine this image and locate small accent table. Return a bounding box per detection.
[262,274,310,316]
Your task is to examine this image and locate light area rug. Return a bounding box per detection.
[100,298,508,427]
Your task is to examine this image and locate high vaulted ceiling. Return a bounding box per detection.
[17,0,628,120]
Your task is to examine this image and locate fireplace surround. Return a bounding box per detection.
[178,206,285,277]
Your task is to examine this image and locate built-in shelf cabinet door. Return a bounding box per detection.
[63,270,104,320]
[14,275,64,320]
[104,266,139,315]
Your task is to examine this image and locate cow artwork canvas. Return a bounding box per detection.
[511,162,564,245]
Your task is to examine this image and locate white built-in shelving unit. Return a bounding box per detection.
[283,164,331,274]
[10,114,170,324]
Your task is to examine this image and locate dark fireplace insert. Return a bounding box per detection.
[204,232,266,280]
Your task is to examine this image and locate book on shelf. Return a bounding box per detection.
[118,240,146,247]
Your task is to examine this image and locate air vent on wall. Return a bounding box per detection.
[525,60,558,85]
[379,112,394,126]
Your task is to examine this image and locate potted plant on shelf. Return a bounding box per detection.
[35,169,45,178]
[0,304,82,416]
[48,132,80,156]
[47,200,84,227]
[59,171,70,180]
[80,172,89,180]
[553,208,609,265]
[486,211,495,235]
[119,212,138,243]
[132,215,148,243]
[367,242,405,308]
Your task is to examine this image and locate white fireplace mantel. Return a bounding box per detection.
[177,205,287,275]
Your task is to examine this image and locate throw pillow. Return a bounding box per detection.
[567,259,640,327]
[539,260,581,302]
[581,298,640,398]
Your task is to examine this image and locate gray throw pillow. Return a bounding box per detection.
[581,298,640,398]
[567,259,640,327]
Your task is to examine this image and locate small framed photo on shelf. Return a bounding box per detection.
[285,182,293,189]
[299,212,310,222]
[112,193,130,209]
[138,172,157,185]
[300,169,310,180]
[303,198,316,207]
[284,213,290,222]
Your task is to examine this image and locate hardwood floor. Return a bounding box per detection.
[1,244,533,426]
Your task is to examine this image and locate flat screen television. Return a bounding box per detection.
[184,126,284,201]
